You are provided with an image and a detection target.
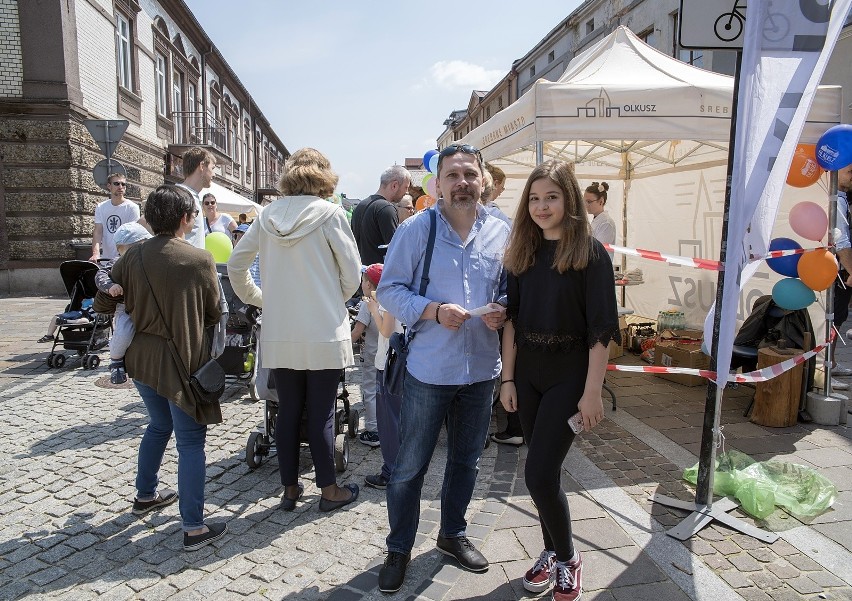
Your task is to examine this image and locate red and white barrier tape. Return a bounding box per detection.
[604,244,832,272]
[607,334,833,383]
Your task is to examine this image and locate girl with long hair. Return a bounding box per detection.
[501,160,620,601]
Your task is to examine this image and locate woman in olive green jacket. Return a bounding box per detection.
[112,185,226,552]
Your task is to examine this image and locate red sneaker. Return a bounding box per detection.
[523,550,557,592]
[552,553,582,601]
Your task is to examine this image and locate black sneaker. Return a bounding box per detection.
[132,489,177,515]
[490,430,523,446]
[358,430,381,447]
[378,551,410,593]
[365,474,389,490]
[436,534,489,572]
[183,522,227,552]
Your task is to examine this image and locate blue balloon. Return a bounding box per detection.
[815,124,852,170]
[772,278,816,310]
[423,150,438,170]
[766,238,802,277]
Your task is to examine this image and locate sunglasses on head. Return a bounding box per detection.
[438,144,482,162]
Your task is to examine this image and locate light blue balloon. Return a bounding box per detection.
[771,278,816,311]
[428,153,439,174]
[423,150,438,169]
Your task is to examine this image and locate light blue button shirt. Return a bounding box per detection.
[377,202,510,386]
[836,190,850,251]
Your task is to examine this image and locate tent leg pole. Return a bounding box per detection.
[535,141,543,166]
[652,50,776,544]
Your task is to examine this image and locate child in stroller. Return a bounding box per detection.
[93,222,152,383]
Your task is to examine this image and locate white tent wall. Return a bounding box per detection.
[487,153,832,336]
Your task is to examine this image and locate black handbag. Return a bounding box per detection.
[140,249,226,405]
[383,207,437,397]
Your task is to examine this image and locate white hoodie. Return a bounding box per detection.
[228,196,361,370]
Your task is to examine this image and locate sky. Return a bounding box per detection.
[183,1,581,200]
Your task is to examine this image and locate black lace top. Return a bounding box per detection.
[507,237,621,353]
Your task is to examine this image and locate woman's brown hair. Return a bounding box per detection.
[584,181,609,204]
[278,148,338,198]
[504,160,594,275]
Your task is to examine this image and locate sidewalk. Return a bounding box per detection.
[0,296,850,600]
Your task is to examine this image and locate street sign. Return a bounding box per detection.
[84,119,128,159]
[680,0,746,49]
[93,158,126,191]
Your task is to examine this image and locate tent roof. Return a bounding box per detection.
[199,181,262,216]
[461,26,841,174]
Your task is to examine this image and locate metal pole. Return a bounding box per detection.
[696,50,742,505]
[535,141,544,166]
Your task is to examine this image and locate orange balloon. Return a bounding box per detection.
[786,144,823,188]
[415,194,435,211]
[796,249,837,291]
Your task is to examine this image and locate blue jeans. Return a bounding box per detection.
[385,372,495,554]
[135,381,207,531]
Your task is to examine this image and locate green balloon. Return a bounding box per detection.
[205,232,232,263]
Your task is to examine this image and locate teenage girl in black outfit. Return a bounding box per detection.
[500,160,620,601]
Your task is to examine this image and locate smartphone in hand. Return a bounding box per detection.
[568,411,584,434]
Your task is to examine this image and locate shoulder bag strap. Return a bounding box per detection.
[139,245,193,383]
[407,207,438,343]
[418,207,437,296]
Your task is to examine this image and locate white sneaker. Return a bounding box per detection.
[830,378,849,390]
[832,366,852,377]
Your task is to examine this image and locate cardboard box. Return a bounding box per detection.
[654,329,709,386]
[608,316,628,360]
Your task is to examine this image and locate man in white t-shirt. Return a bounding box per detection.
[90,173,140,261]
[175,147,218,249]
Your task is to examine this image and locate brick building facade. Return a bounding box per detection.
[0,0,288,294]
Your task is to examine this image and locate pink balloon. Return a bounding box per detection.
[426,176,437,198]
[789,201,828,241]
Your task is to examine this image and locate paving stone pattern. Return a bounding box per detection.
[2,297,852,600]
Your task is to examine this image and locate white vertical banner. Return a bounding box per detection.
[706,0,850,387]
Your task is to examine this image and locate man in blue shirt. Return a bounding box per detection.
[376,145,510,593]
[831,163,852,390]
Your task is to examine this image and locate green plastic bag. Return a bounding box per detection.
[683,451,837,520]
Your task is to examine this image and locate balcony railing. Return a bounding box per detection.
[171,111,228,157]
[257,170,281,192]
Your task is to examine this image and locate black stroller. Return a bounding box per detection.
[245,373,358,472]
[216,264,261,400]
[45,260,111,370]
[244,308,360,472]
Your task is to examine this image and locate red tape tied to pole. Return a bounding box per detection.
[607,330,835,383]
[604,244,831,271]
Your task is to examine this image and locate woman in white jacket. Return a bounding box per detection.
[228,148,362,512]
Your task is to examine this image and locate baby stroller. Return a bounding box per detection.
[216,265,261,400]
[244,307,360,472]
[46,260,111,370]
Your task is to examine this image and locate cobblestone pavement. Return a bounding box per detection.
[1,296,851,600]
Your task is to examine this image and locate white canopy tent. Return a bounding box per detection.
[198,181,262,218]
[461,26,841,326]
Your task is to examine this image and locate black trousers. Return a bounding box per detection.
[515,347,587,561]
[272,368,342,489]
